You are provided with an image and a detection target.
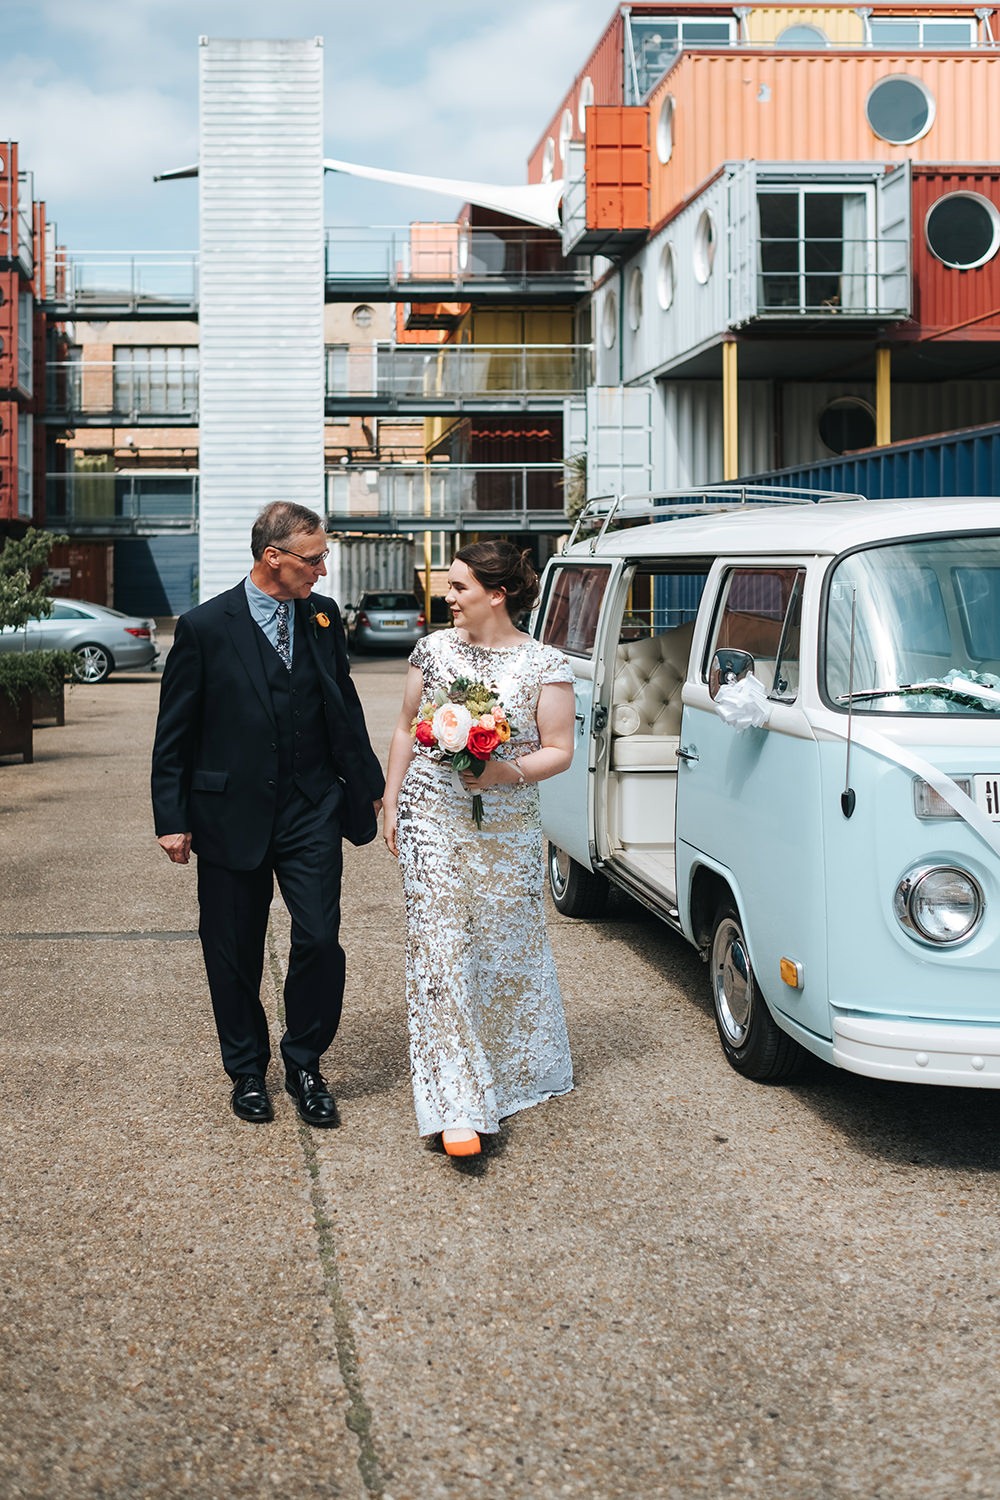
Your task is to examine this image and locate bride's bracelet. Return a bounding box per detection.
[512,760,528,786]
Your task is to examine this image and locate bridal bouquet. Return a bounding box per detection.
[413,676,516,829]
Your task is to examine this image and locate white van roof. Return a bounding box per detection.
[564,495,1000,561]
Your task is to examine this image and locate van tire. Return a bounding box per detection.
[709,903,805,1082]
[547,843,609,918]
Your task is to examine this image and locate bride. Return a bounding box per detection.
[382,541,576,1157]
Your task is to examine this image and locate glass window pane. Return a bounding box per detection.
[711,568,805,700]
[870,20,920,45]
[826,538,1000,713]
[539,566,611,655]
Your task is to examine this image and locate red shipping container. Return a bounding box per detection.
[911,166,1000,337]
[0,271,17,390]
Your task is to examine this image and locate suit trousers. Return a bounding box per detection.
[196,782,346,1078]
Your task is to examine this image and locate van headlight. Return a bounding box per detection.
[894,865,984,945]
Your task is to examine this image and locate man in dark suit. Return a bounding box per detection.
[151,501,384,1126]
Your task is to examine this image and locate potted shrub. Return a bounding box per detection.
[0,529,71,762]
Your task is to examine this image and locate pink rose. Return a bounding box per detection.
[431,702,472,753]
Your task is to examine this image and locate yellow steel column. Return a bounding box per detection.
[875,344,892,446]
[423,465,433,625]
[722,339,739,481]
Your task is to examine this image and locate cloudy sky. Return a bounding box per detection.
[1,0,616,252]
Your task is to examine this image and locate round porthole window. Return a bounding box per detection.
[656,95,675,165]
[657,243,676,310]
[627,267,644,330]
[926,192,1000,270]
[776,24,829,46]
[559,109,574,163]
[542,137,556,182]
[352,304,374,328]
[818,397,877,455]
[693,210,717,284]
[578,76,594,132]
[602,289,619,349]
[865,75,935,145]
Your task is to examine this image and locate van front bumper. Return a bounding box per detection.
[833,1015,1000,1087]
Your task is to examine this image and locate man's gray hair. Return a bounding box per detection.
[251,502,325,561]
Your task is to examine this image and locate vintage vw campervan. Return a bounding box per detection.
[535,490,1000,1087]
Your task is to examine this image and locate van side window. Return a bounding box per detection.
[710,567,806,700]
[538,566,611,656]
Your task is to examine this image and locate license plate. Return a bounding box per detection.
[973,775,1000,818]
[382,619,407,628]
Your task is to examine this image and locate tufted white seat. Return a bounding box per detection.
[610,622,694,770]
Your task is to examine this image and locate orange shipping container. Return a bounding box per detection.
[586,107,650,230]
[648,51,1000,230]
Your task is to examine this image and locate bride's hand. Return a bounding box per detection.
[382,804,399,858]
[459,760,516,791]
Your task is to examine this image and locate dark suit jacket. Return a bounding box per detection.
[151,583,385,869]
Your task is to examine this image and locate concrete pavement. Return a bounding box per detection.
[3,652,1000,1499]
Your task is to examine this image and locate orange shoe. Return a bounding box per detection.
[441,1127,481,1157]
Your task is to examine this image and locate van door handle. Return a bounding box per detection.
[677,745,699,763]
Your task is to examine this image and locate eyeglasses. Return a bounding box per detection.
[269,544,330,568]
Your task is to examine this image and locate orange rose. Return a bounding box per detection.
[315,612,330,628]
[467,725,500,760]
[494,719,511,743]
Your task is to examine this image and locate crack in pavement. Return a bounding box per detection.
[0,930,200,941]
[267,926,389,1500]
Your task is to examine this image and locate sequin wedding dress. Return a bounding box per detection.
[396,630,576,1137]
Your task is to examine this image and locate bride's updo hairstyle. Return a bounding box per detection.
[455,540,539,620]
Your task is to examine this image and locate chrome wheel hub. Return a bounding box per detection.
[550,846,571,897]
[712,918,752,1045]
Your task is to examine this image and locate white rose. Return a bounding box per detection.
[432,702,473,753]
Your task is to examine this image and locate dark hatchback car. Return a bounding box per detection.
[344,591,426,653]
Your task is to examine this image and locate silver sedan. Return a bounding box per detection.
[344,591,426,653]
[0,599,159,683]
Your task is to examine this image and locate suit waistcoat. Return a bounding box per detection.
[257,629,337,805]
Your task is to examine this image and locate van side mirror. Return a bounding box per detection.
[709,648,754,700]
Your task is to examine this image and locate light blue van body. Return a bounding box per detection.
[536,494,1000,1087]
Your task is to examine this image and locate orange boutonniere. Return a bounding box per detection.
[315,612,330,628]
[309,605,330,637]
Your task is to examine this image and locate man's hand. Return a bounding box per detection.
[158,833,192,865]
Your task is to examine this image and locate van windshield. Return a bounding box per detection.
[825,534,1000,714]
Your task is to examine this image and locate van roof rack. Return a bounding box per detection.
[565,485,868,554]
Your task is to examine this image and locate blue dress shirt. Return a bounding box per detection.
[245,576,295,662]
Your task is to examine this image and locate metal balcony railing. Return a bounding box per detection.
[46,360,199,424]
[325,344,591,415]
[44,471,198,533]
[324,226,590,301]
[754,237,910,318]
[42,251,199,316]
[324,463,568,533]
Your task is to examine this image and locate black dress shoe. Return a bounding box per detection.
[231,1073,274,1123]
[285,1068,339,1128]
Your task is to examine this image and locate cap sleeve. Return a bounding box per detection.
[538,642,576,686]
[408,636,432,674]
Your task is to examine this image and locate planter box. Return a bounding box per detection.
[32,679,66,727]
[0,691,34,763]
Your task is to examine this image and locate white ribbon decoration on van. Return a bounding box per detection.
[814,717,1000,862]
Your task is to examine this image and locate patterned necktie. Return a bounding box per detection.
[274,601,292,671]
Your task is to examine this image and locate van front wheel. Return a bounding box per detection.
[547,843,609,918]
[709,905,805,1081]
